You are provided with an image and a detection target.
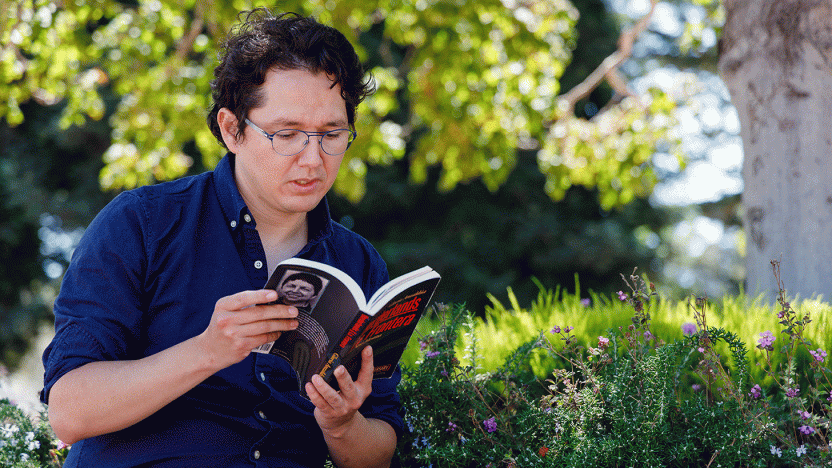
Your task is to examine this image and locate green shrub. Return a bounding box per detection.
[0,398,67,467]
[397,264,831,467]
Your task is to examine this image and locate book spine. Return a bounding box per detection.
[316,313,372,384]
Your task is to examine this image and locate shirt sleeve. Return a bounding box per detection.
[41,192,148,404]
[361,366,404,440]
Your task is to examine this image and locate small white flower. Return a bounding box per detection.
[796,445,807,456]
[1,423,19,438]
[28,439,41,451]
[770,445,782,457]
[20,453,29,462]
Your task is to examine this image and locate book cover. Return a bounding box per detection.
[252,258,440,398]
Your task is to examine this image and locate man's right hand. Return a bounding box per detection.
[198,289,299,370]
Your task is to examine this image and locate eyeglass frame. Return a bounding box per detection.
[244,118,357,156]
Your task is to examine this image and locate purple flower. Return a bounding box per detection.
[483,417,497,433]
[786,387,800,398]
[550,325,561,334]
[446,421,458,432]
[809,348,827,363]
[564,326,574,333]
[681,323,697,336]
[799,411,811,420]
[580,298,591,307]
[425,350,441,358]
[617,290,628,301]
[798,425,815,435]
[697,347,705,353]
[691,384,702,391]
[598,336,610,348]
[757,331,775,349]
[749,384,762,399]
[643,331,654,340]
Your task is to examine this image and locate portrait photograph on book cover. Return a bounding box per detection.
[273,269,330,312]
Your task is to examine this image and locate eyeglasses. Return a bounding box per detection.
[245,118,356,156]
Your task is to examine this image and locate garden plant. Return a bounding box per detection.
[396,261,831,467]
[1,261,830,467]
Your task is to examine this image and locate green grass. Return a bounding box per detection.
[402,284,832,389]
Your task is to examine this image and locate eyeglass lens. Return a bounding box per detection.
[271,129,353,156]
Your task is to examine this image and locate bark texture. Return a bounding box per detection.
[719,0,832,299]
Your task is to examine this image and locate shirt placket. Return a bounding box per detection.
[237,212,269,287]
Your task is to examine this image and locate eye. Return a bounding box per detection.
[274,130,300,140]
[325,130,348,140]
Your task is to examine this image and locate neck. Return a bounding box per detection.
[256,215,309,275]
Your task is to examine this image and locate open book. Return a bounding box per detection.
[252,257,440,398]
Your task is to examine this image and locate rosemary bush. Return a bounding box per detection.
[397,263,831,467]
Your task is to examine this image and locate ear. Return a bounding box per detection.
[216,108,241,152]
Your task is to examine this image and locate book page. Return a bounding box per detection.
[366,266,438,314]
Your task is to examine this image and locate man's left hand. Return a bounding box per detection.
[306,345,374,438]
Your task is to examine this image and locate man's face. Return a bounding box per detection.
[224,68,348,222]
[280,278,317,304]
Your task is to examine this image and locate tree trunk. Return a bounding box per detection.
[719,0,832,300]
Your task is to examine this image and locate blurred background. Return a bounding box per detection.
[2,0,741,408]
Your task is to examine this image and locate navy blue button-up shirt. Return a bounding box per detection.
[41,153,403,467]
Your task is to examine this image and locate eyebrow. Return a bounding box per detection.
[266,118,349,129]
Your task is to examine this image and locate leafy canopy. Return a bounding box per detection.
[3,0,680,209]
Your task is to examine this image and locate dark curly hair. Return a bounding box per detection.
[207,9,374,147]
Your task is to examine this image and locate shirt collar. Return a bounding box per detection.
[213,152,333,243]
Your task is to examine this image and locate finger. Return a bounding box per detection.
[228,305,298,330]
[309,374,339,410]
[305,382,325,407]
[255,304,299,321]
[332,365,356,398]
[236,316,298,337]
[355,346,374,389]
[216,289,277,312]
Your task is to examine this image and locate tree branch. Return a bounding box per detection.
[554,0,658,121]
[174,4,205,63]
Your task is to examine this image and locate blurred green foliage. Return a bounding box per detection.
[2,0,680,205]
[330,150,675,314]
[0,92,116,371]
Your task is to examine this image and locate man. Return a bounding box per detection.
[41,9,401,468]
[276,271,325,311]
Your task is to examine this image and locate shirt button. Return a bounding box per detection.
[230,220,237,228]
[253,450,261,460]
[254,260,264,269]
[258,410,266,420]
[244,214,252,223]
[260,372,267,381]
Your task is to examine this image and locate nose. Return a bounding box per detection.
[296,137,325,165]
